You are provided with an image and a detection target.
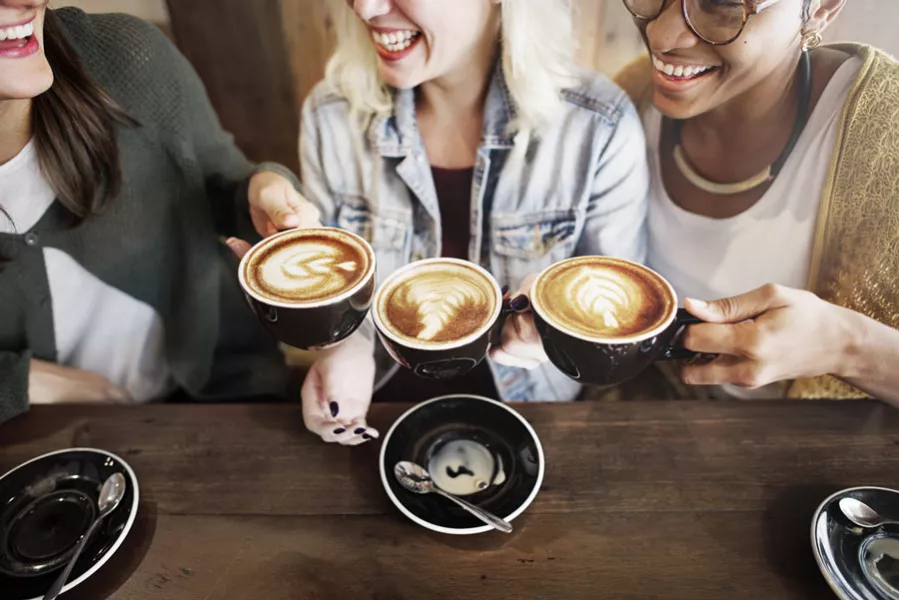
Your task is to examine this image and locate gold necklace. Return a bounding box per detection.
[671,51,812,196]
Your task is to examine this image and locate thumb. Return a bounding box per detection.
[226,237,253,260]
[684,284,791,324]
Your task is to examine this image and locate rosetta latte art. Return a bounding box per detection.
[399,277,490,341]
[567,269,635,330]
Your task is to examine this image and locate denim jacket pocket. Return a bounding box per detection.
[491,210,580,259]
[335,198,411,252]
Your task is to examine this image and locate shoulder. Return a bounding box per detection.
[613,55,654,116]
[52,8,190,115]
[302,79,353,116]
[559,68,646,132]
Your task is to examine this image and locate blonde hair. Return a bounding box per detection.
[324,0,578,132]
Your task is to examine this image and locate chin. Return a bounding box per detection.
[377,62,426,91]
[651,90,704,121]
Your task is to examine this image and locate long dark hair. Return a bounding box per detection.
[31,8,135,223]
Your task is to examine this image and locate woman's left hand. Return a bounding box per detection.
[490,274,549,370]
[680,284,857,389]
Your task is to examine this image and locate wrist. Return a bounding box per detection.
[832,305,868,380]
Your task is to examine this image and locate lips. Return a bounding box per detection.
[0,20,39,59]
[370,28,422,63]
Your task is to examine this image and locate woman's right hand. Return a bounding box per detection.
[301,331,379,445]
[29,360,131,404]
[247,170,322,236]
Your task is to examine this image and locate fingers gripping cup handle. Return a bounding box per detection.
[660,309,704,361]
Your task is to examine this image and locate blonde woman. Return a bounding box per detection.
[232,0,649,444]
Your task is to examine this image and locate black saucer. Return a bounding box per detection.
[379,395,544,534]
[0,449,139,600]
[812,487,899,599]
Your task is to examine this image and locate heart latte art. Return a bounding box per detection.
[533,257,675,340]
[378,261,498,345]
[242,229,372,304]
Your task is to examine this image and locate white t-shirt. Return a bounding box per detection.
[0,140,173,402]
[646,56,861,399]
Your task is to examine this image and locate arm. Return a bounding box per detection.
[575,95,649,263]
[0,351,30,424]
[837,308,899,404]
[146,22,308,238]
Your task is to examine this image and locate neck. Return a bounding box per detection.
[0,99,32,165]
[417,21,499,123]
[687,55,802,152]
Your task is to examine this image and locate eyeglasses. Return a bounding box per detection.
[622,0,782,45]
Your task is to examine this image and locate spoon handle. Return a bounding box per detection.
[434,489,513,533]
[43,516,105,600]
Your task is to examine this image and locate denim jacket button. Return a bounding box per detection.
[24,233,39,247]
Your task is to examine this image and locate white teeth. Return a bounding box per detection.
[653,55,714,79]
[0,22,33,41]
[372,30,420,52]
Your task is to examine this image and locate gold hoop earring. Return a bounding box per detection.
[801,31,822,52]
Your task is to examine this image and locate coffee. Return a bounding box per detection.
[241,228,372,305]
[376,260,498,346]
[532,256,675,341]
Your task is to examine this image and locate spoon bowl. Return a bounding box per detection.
[839,497,899,529]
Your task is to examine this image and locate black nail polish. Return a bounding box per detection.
[510,295,530,311]
[329,402,339,417]
[354,427,365,435]
[501,285,510,296]
[333,428,346,434]
[362,433,372,440]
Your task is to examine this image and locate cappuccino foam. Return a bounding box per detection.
[378,261,497,345]
[242,229,371,304]
[533,257,674,340]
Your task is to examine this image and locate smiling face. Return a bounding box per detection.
[0,1,52,101]
[639,0,807,120]
[346,0,500,89]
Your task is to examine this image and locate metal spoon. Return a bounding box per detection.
[44,473,127,600]
[394,461,512,533]
[839,497,899,529]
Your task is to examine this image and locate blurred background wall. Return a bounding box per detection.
[56,0,899,174]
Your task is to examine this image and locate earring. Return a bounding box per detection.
[801,30,822,52]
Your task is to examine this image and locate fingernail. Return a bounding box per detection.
[329,402,339,417]
[333,428,346,434]
[510,295,530,312]
[501,285,510,296]
[354,427,365,435]
[362,433,372,440]
[687,298,707,308]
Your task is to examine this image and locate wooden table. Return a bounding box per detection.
[1,401,897,599]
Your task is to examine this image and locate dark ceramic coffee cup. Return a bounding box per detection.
[238,228,376,350]
[371,258,509,380]
[529,256,701,387]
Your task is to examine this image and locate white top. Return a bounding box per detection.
[0,140,173,402]
[646,56,861,399]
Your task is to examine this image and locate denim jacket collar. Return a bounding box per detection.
[368,59,518,157]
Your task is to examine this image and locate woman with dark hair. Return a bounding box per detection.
[0,1,305,420]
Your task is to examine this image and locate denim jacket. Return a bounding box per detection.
[299,64,649,402]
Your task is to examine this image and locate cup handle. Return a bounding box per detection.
[489,297,514,348]
[659,308,704,361]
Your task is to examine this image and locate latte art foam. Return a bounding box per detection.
[242,229,371,304]
[378,261,497,345]
[534,257,675,340]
